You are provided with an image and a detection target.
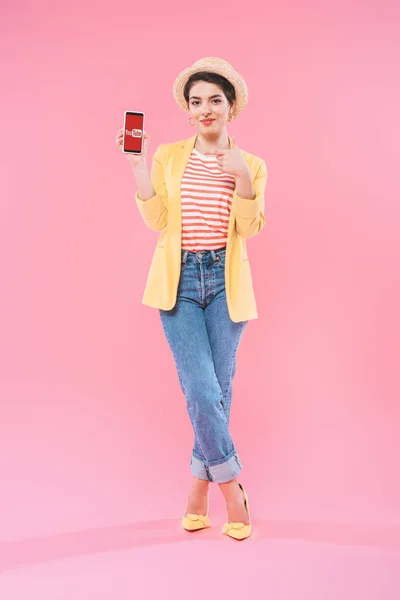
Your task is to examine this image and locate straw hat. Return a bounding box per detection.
[172,57,249,120]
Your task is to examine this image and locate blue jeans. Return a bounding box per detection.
[159,247,248,483]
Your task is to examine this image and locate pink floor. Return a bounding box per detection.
[1,511,399,599]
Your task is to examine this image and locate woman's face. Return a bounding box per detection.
[187,81,234,133]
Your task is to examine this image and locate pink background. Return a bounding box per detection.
[1,0,399,597]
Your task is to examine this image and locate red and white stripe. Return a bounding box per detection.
[180,148,235,251]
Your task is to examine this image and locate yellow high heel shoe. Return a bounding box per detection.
[181,493,211,531]
[221,482,251,540]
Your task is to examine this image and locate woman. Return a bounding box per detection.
[115,57,268,540]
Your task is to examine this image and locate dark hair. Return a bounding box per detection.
[183,72,236,110]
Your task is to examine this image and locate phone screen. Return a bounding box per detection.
[123,111,144,153]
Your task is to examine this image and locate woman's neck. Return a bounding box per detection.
[194,131,230,153]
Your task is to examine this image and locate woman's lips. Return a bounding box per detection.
[201,119,215,125]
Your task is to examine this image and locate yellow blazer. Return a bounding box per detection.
[135,133,267,323]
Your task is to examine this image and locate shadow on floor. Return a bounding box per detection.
[1,518,399,573]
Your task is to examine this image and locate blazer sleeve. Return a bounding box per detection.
[134,144,168,231]
[231,159,268,238]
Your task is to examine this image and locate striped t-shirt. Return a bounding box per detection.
[180,148,235,251]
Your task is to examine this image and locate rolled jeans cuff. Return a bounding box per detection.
[190,452,242,483]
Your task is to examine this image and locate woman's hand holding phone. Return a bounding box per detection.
[115,128,149,167]
[115,127,156,202]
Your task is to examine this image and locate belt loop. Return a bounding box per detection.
[210,250,216,262]
[182,250,189,265]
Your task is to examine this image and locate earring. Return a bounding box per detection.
[188,117,196,126]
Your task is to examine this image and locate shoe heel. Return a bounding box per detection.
[238,482,251,522]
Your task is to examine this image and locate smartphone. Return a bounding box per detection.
[122,111,145,154]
